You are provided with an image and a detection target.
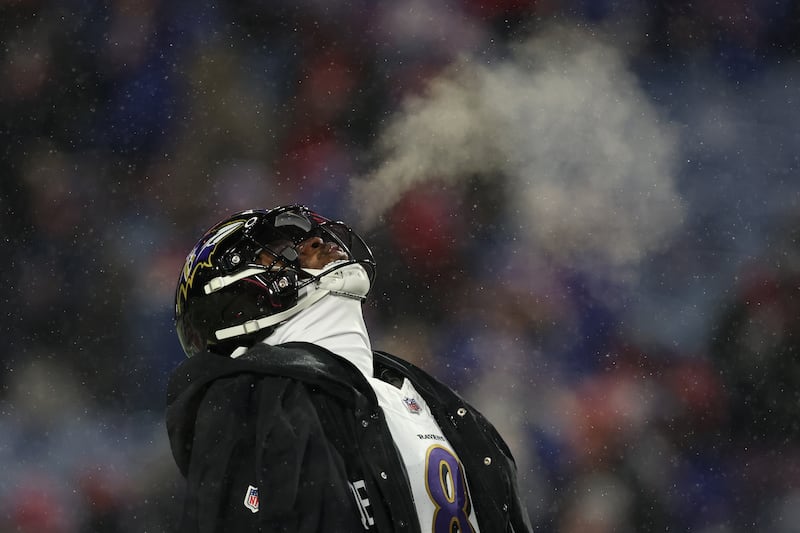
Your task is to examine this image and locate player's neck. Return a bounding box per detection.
[262,293,374,377]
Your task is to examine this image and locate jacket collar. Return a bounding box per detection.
[167,341,375,410]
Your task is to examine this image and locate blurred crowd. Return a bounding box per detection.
[1,0,799,531]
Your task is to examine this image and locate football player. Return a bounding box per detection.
[167,204,532,532]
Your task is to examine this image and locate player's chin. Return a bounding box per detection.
[325,250,349,263]
[301,255,342,270]
[321,255,350,270]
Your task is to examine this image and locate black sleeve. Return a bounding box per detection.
[177,374,365,533]
[472,408,533,533]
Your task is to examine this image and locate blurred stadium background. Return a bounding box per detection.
[1,0,799,531]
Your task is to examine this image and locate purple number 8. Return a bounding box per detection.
[425,445,477,533]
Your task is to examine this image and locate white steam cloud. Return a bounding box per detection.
[350,24,685,282]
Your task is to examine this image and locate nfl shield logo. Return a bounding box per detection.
[403,397,422,414]
[244,485,259,513]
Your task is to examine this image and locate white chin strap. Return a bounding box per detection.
[302,260,371,300]
[211,262,371,341]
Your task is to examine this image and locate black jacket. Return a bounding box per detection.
[166,342,532,532]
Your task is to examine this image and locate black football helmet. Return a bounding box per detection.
[175,205,376,357]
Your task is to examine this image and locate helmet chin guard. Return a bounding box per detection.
[174,205,375,357]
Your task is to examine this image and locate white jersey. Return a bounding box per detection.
[260,284,480,532]
[369,376,480,533]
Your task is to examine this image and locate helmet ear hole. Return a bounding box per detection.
[220,252,242,272]
[263,270,299,310]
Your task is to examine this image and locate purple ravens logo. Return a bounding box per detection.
[176,219,246,313]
